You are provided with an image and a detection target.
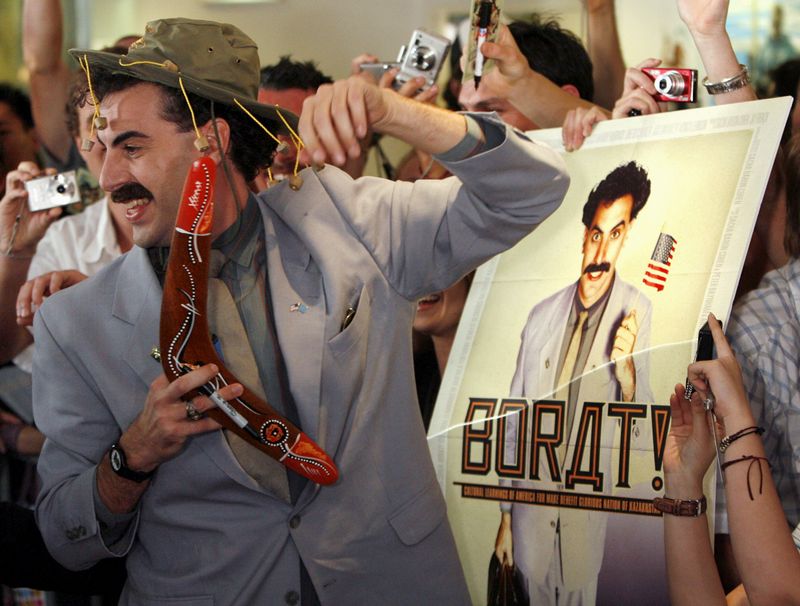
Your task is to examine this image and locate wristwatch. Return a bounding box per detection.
[109,442,154,483]
[653,495,707,517]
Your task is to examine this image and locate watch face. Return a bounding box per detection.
[110,446,123,472]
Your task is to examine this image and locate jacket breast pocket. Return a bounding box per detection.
[387,479,447,546]
[327,285,371,358]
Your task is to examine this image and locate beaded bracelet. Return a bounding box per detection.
[719,426,764,452]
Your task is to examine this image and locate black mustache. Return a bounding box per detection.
[111,183,153,203]
[584,262,611,275]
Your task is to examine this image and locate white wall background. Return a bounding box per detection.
[82,0,696,84]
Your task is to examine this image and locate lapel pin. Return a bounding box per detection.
[150,346,161,361]
[290,302,309,313]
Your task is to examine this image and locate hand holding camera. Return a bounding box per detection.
[641,67,697,103]
[358,29,451,93]
[1,162,63,259]
[611,58,664,119]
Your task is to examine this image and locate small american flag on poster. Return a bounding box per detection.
[642,232,677,292]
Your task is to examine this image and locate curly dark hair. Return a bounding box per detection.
[76,66,277,181]
[259,55,332,91]
[509,17,594,102]
[582,162,651,228]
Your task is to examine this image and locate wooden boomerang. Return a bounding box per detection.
[159,157,338,485]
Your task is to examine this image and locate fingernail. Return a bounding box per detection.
[209,364,218,373]
[334,153,345,165]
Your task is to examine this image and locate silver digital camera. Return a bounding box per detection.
[360,29,451,91]
[25,171,81,212]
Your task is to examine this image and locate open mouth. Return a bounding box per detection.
[123,198,152,221]
[417,293,442,311]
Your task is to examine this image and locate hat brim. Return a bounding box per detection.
[69,48,299,136]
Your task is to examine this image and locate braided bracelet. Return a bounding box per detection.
[719,426,764,452]
[721,455,770,500]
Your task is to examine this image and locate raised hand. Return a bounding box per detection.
[611,309,639,401]
[299,76,390,167]
[677,0,730,38]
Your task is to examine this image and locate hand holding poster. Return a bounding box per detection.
[429,98,791,605]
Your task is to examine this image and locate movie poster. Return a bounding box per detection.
[428,98,790,605]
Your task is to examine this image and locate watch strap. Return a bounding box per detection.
[109,442,154,483]
[653,495,707,517]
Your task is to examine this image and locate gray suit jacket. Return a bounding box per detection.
[33,116,569,605]
[505,276,653,590]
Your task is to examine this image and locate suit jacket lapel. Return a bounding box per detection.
[117,247,163,388]
[259,183,325,448]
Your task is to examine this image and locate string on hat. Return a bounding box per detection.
[77,54,104,150]
[233,99,306,180]
[178,76,210,152]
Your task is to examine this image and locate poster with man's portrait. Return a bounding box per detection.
[428,98,790,605]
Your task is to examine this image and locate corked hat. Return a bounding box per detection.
[68,18,298,135]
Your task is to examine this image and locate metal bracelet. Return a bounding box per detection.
[703,64,750,95]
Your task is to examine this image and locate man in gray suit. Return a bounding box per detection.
[29,18,569,606]
[495,161,654,605]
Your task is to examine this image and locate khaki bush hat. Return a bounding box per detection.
[69,17,298,135]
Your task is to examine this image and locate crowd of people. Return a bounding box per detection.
[0,0,798,604]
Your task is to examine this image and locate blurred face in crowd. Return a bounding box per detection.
[96,82,203,248]
[258,87,314,177]
[0,101,38,185]
[458,79,537,132]
[413,277,471,340]
[578,194,635,308]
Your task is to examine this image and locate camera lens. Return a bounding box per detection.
[411,46,436,71]
[56,184,67,194]
[654,71,686,97]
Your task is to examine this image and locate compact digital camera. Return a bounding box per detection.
[25,171,81,212]
[360,29,451,91]
[641,67,698,103]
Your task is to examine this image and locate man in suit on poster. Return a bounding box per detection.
[496,161,655,605]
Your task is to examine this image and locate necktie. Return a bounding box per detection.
[207,250,291,502]
[555,310,588,464]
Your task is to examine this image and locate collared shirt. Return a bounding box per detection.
[554,275,615,409]
[14,198,121,372]
[148,195,290,419]
[211,194,291,418]
[715,257,800,532]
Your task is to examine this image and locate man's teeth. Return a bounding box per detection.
[125,198,150,208]
[420,294,441,304]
